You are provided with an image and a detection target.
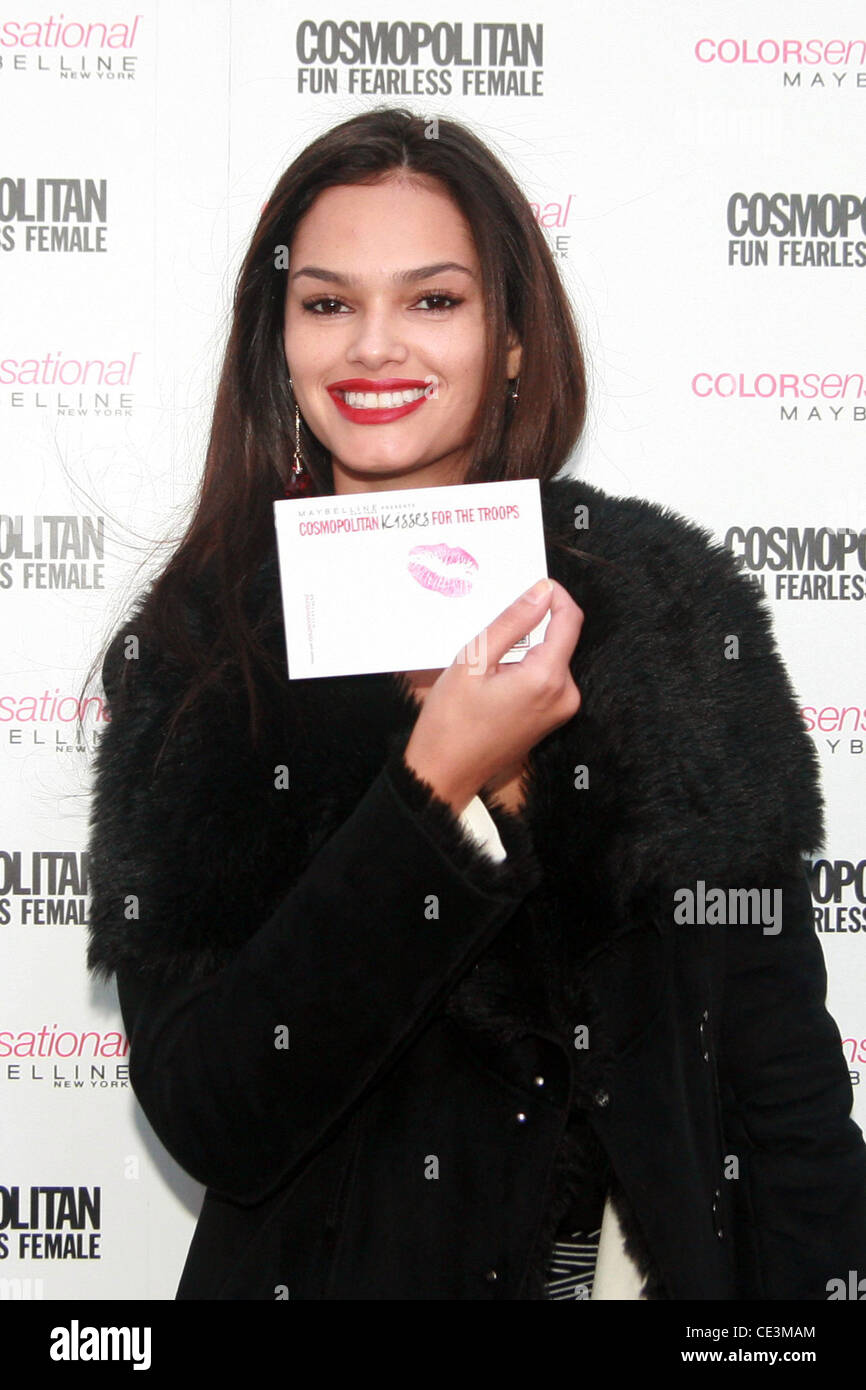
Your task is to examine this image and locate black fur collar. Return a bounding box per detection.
[251,471,823,933]
[88,473,823,981]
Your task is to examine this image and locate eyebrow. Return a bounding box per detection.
[289,261,476,286]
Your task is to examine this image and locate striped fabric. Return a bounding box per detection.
[543,1227,602,1300]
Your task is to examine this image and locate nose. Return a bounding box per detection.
[345,300,409,371]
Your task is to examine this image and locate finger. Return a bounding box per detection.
[456,577,555,671]
[518,581,584,674]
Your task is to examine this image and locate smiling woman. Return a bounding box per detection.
[283,177,516,492]
[85,106,866,1304]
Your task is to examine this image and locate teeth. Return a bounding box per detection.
[340,388,426,409]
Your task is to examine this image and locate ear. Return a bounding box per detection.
[506,329,522,381]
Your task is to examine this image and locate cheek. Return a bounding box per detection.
[283,305,320,354]
[284,325,331,382]
[447,312,488,376]
[427,329,484,386]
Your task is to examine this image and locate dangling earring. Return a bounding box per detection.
[286,377,313,496]
[509,374,520,403]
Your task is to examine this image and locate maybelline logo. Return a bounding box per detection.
[0,850,89,925]
[0,1028,128,1059]
[727,193,866,267]
[0,686,107,754]
[799,703,866,759]
[725,525,866,600]
[296,20,543,97]
[0,515,104,588]
[0,1027,129,1088]
[696,37,866,90]
[0,350,137,415]
[691,369,866,424]
[0,14,141,79]
[0,15,141,47]
[807,859,866,934]
[696,38,865,64]
[0,179,107,252]
[0,1185,101,1260]
[529,193,574,261]
[842,1035,866,1088]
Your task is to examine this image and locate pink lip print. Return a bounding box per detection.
[407,543,479,597]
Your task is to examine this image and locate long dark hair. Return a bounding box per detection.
[86,106,588,747]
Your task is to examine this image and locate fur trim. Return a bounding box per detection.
[382,721,546,902]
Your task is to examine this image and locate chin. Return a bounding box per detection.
[337,454,430,477]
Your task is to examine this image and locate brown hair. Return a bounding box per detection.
[86,106,588,748]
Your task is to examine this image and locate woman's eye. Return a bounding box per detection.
[416,293,461,312]
[303,297,349,315]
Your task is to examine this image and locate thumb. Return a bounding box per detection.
[456,578,553,672]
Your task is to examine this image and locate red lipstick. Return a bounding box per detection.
[408,543,479,598]
[327,378,432,426]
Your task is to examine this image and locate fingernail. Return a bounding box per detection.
[522,578,552,604]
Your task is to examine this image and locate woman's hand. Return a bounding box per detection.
[403,578,584,814]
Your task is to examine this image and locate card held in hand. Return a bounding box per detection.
[273,479,551,679]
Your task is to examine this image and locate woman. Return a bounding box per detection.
[85,107,866,1300]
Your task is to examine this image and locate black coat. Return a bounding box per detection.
[86,475,866,1300]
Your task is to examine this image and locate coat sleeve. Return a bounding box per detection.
[718,865,866,1300]
[87,623,543,1207]
[598,489,866,1300]
[663,517,866,1299]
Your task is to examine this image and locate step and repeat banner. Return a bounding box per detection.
[1,0,864,1300]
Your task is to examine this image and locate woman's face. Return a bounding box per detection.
[283,173,521,494]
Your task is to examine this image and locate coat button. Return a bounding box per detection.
[712,1189,724,1239]
[593,1088,610,1108]
[485,1269,498,1282]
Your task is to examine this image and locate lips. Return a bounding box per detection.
[327,378,432,426]
[408,543,479,598]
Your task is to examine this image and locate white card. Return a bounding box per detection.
[273,479,551,679]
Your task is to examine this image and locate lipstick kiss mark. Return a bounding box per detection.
[407,543,479,597]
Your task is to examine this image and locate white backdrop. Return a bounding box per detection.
[1,0,864,1299]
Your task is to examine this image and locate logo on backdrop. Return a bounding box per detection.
[726,193,866,268]
[528,192,574,261]
[295,20,544,97]
[842,1032,866,1087]
[807,860,866,935]
[694,37,865,91]
[0,686,107,753]
[0,851,89,925]
[0,352,138,416]
[724,525,866,600]
[0,14,141,79]
[691,370,866,424]
[0,179,108,253]
[0,1186,102,1259]
[800,704,866,759]
[0,515,105,589]
[0,1028,128,1090]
